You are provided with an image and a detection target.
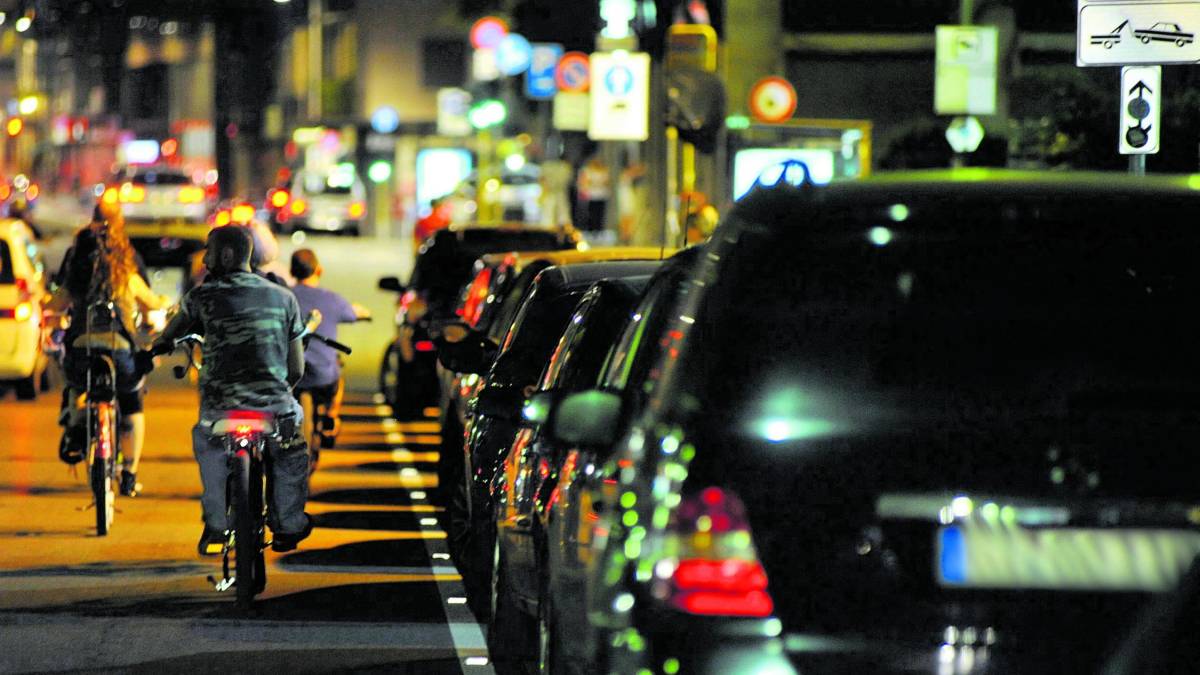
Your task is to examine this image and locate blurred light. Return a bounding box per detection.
[868,226,893,246]
[504,154,526,171]
[464,657,490,666]
[468,99,507,129]
[5,118,22,137]
[101,187,119,205]
[14,301,32,322]
[231,203,255,224]
[160,138,179,157]
[951,496,973,518]
[290,199,308,215]
[274,0,291,3]
[26,184,38,201]
[119,182,146,203]
[12,174,29,191]
[124,139,160,165]
[725,115,751,130]
[888,204,909,222]
[484,178,501,192]
[496,33,533,75]
[160,21,178,35]
[348,201,366,219]
[370,106,400,134]
[178,186,204,203]
[292,127,322,144]
[0,12,7,26]
[368,160,392,184]
[0,185,11,200]
[213,209,232,226]
[269,189,289,208]
[17,96,38,116]
[15,16,31,33]
[204,169,219,185]
[469,16,508,49]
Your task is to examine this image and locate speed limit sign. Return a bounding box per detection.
[749,76,797,124]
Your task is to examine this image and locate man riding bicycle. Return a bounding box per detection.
[145,225,313,556]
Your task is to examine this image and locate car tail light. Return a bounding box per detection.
[269,188,289,209]
[12,301,32,322]
[178,186,205,203]
[25,184,38,201]
[652,487,775,618]
[231,203,255,224]
[290,199,307,215]
[460,268,493,327]
[118,182,146,203]
[415,340,436,352]
[0,184,10,200]
[348,201,366,219]
[213,209,232,227]
[101,186,119,205]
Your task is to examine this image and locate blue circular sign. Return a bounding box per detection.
[370,105,400,134]
[496,33,533,76]
[604,64,634,96]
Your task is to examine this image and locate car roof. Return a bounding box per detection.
[734,168,1200,224]
[479,246,676,273]
[533,260,665,295]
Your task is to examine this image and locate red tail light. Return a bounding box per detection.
[269,188,289,209]
[415,340,436,352]
[653,487,775,618]
[348,201,366,219]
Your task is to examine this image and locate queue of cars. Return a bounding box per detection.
[398,168,1200,674]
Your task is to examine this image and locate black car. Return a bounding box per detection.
[540,170,1200,673]
[377,224,581,419]
[489,276,656,665]
[437,260,663,617]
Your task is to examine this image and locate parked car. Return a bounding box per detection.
[435,260,663,622]
[107,165,210,266]
[435,247,675,509]
[446,164,543,225]
[377,224,582,419]
[537,169,1200,673]
[489,276,658,666]
[282,167,368,235]
[0,218,49,399]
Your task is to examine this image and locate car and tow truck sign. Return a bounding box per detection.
[1078,1,1200,66]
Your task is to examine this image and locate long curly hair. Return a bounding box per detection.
[67,203,138,307]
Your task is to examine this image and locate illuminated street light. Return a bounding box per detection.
[6,118,23,136]
[17,96,38,116]
[14,16,31,32]
[368,160,392,184]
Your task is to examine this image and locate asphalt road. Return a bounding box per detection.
[0,378,491,673]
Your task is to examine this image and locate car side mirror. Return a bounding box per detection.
[435,330,497,374]
[378,276,405,293]
[473,385,525,420]
[549,390,622,447]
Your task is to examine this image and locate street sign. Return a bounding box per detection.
[1120,65,1161,154]
[472,48,500,82]
[525,43,564,99]
[945,115,985,153]
[470,16,508,50]
[1078,1,1200,66]
[553,92,589,131]
[437,88,472,137]
[496,33,533,75]
[556,51,591,92]
[935,25,998,116]
[588,51,650,141]
[748,76,797,123]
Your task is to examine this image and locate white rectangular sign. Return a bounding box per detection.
[437,88,472,137]
[935,25,998,116]
[553,92,590,131]
[588,51,650,141]
[1078,1,1200,66]
[1120,65,1161,154]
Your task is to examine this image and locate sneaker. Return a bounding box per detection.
[58,429,85,465]
[271,514,314,552]
[119,471,140,497]
[197,525,227,557]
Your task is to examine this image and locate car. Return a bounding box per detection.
[488,276,658,667]
[434,260,663,623]
[0,218,49,399]
[537,168,1200,673]
[446,164,543,225]
[377,224,583,419]
[435,247,676,510]
[106,165,211,266]
[283,167,367,235]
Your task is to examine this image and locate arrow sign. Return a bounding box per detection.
[1120,65,1161,154]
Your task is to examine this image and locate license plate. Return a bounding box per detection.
[937,525,1200,591]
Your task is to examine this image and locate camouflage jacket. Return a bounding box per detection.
[177,270,303,413]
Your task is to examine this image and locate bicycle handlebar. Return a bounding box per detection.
[303,330,352,355]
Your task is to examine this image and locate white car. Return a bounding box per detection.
[0,218,48,399]
[109,166,211,266]
[285,169,367,235]
[447,164,542,225]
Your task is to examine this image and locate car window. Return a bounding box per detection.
[541,287,638,392]
[128,171,191,185]
[491,286,585,389]
[600,268,689,393]
[486,263,549,343]
[540,292,598,390]
[0,239,14,283]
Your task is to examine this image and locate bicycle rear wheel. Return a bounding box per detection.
[231,449,257,607]
[91,403,116,536]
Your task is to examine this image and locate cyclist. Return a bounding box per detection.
[145,225,313,556]
[288,248,370,468]
[44,200,171,496]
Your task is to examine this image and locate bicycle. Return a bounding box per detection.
[160,327,350,608]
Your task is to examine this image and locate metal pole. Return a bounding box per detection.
[1129,155,1146,176]
[308,0,323,122]
[960,0,974,24]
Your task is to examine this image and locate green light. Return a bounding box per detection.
[868,226,893,246]
[622,510,639,527]
[468,99,507,129]
[888,204,909,222]
[663,658,681,674]
[620,491,637,508]
[368,160,392,183]
[755,416,835,442]
[726,115,751,130]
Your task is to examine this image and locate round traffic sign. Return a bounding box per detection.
[604,64,634,96]
[470,16,508,50]
[496,33,533,75]
[748,76,797,124]
[370,105,400,134]
[555,51,591,93]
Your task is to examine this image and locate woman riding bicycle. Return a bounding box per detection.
[44,200,171,496]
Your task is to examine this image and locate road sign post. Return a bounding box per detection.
[1120,65,1161,158]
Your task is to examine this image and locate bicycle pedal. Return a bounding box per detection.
[208,574,236,592]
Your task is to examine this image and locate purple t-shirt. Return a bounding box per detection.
[292,284,357,388]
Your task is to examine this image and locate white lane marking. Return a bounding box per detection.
[373,393,386,404]
[447,597,468,605]
[410,490,427,500]
[400,467,420,478]
[420,518,439,527]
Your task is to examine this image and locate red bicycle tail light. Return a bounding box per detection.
[415,340,436,352]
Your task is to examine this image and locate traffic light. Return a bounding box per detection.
[468,99,508,129]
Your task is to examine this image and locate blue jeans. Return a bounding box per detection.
[192,399,308,533]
